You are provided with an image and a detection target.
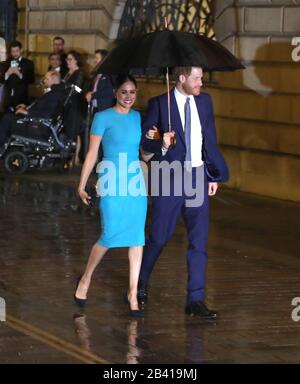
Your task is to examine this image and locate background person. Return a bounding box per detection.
[0,40,34,111]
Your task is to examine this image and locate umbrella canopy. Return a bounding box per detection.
[97,30,244,75]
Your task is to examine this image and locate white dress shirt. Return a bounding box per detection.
[174,87,203,168]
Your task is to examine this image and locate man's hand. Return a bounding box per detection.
[13,67,22,78]
[208,182,218,196]
[16,107,28,115]
[162,130,175,149]
[6,67,14,77]
[7,67,22,78]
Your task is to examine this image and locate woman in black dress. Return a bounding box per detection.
[63,50,84,165]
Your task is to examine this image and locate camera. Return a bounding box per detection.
[10,60,19,68]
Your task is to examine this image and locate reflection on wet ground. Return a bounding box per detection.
[0,169,300,363]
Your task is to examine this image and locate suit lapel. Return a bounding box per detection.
[194,95,206,135]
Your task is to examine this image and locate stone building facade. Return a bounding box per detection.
[212,0,300,202]
[15,0,300,202]
[17,0,126,75]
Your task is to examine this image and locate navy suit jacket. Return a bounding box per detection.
[93,74,116,112]
[141,89,229,183]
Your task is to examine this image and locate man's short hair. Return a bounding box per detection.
[48,70,61,83]
[53,36,65,44]
[48,52,61,60]
[10,40,22,50]
[172,67,194,82]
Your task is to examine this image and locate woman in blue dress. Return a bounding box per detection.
[75,75,148,317]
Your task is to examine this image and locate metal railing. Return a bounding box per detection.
[118,0,215,40]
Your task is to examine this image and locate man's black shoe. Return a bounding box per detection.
[185,301,218,319]
[137,282,148,306]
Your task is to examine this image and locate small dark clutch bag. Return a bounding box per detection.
[86,185,99,207]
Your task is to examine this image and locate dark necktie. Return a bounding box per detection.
[184,97,192,172]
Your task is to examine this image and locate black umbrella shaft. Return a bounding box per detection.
[166,67,171,132]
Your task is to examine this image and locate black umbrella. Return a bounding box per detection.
[97,27,244,136]
[98,30,244,75]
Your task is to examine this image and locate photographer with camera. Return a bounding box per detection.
[0,41,34,111]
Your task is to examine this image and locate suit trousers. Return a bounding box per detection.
[139,168,210,303]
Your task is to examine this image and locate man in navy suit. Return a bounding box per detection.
[138,67,229,319]
[85,50,115,114]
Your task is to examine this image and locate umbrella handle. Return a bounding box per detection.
[166,66,176,149]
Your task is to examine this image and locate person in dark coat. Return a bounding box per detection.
[48,53,68,79]
[85,50,115,115]
[0,71,64,144]
[84,50,115,162]
[63,50,85,165]
[0,41,34,110]
[51,36,68,75]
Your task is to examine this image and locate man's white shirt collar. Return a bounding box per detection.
[174,87,193,102]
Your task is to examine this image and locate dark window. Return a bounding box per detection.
[0,0,18,42]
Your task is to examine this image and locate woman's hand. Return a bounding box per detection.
[78,188,91,206]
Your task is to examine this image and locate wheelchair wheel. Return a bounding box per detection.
[4,150,29,174]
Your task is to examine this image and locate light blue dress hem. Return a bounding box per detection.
[97,240,145,248]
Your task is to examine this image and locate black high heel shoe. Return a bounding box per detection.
[124,292,144,318]
[74,277,87,308]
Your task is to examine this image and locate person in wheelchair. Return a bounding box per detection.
[0,70,65,145]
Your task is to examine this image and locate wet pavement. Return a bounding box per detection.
[0,167,300,364]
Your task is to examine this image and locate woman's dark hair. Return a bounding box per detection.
[48,52,61,61]
[95,49,109,58]
[114,74,137,90]
[67,50,83,68]
[54,36,65,44]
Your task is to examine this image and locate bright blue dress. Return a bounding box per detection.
[90,108,147,248]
